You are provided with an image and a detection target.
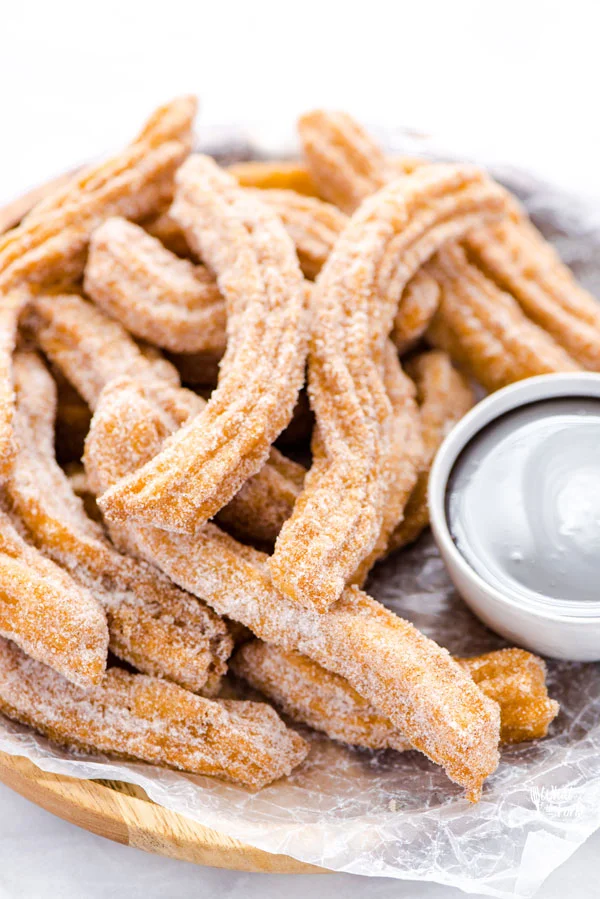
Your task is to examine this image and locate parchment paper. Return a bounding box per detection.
[2,129,599,898]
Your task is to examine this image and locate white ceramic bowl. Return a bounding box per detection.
[429,372,600,661]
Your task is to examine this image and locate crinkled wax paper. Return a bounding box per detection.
[2,129,600,898]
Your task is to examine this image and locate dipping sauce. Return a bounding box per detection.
[447,397,600,609]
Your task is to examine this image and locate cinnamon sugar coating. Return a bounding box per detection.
[0,97,195,294]
[251,188,347,279]
[350,341,424,586]
[270,164,509,612]
[28,293,180,409]
[29,293,304,545]
[85,218,227,355]
[8,352,232,694]
[426,245,580,392]
[232,642,559,750]
[0,289,29,480]
[391,269,441,354]
[99,156,308,535]
[466,217,600,370]
[0,637,309,788]
[85,385,501,801]
[386,350,475,553]
[0,501,108,687]
[299,108,598,373]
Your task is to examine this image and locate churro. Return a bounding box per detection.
[85,218,227,355]
[0,637,309,788]
[85,386,501,801]
[227,160,320,195]
[87,195,342,359]
[270,164,509,612]
[298,110,398,213]
[8,351,232,694]
[299,108,599,373]
[27,292,180,409]
[466,217,600,370]
[0,97,194,294]
[0,500,108,687]
[391,269,441,354]
[425,244,580,392]
[144,188,347,281]
[350,341,424,587]
[32,292,304,544]
[387,350,475,553]
[0,289,29,479]
[250,188,347,279]
[232,642,559,750]
[99,155,308,535]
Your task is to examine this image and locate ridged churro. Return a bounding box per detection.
[27,292,304,544]
[0,500,108,687]
[425,244,580,392]
[466,217,600,370]
[387,350,475,553]
[8,351,232,694]
[85,386,501,801]
[99,155,308,535]
[391,269,441,354]
[87,195,343,359]
[270,164,510,612]
[27,293,180,409]
[298,110,398,213]
[299,108,598,374]
[350,341,424,587]
[144,187,347,280]
[0,637,309,788]
[0,289,29,479]
[0,97,194,294]
[232,641,559,750]
[85,218,227,355]
[250,188,347,279]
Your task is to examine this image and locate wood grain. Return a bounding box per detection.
[0,176,326,875]
[0,752,324,872]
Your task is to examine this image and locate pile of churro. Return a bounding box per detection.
[5,95,589,802]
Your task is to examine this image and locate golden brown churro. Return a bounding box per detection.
[85,387,501,801]
[250,188,347,279]
[0,501,108,687]
[298,110,397,213]
[0,97,195,294]
[300,108,600,371]
[32,291,304,545]
[0,289,30,479]
[466,218,600,370]
[350,342,424,586]
[270,164,509,612]
[227,160,320,196]
[387,350,475,553]
[0,637,309,788]
[99,155,308,535]
[391,269,441,354]
[27,293,180,409]
[8,351,232,694]
[85,218,227,355]
[232,642,559,750]
[425,244,580,392]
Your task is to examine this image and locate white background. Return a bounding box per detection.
[2,1,600,896]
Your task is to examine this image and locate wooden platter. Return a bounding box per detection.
[0,176,325,875]
[0,752,323,872]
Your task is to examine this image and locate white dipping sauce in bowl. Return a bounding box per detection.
[448,398,600,612]
[428,373,600,660]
